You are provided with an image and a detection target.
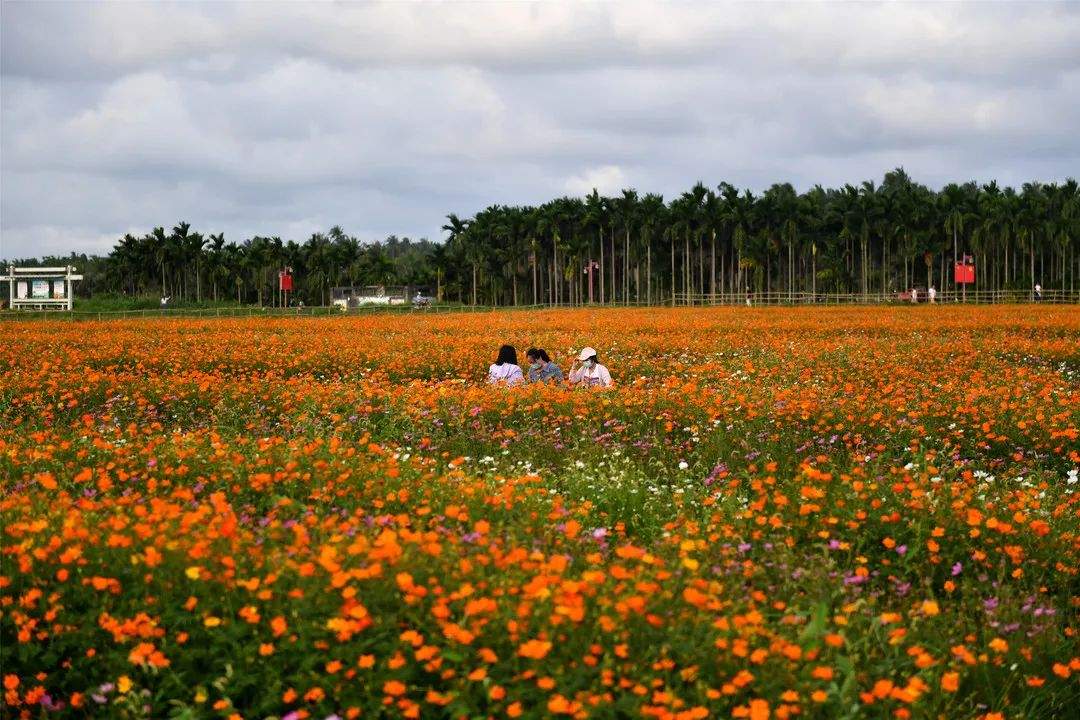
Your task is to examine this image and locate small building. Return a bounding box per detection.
[2,266,83,311]
[331,285,417,310]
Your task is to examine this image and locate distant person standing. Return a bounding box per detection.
[1034,284,1043,303]
[928,286,936,303]
[910,288,918,304]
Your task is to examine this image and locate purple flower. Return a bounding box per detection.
[951,562,963,576]
[40,694,64,711]
[828,539,841,550]
[591,527,608,540]
[738,543,752,553]
[895,545,907,556]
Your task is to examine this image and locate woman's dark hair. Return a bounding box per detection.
[526,348,550,363]
[495,344,518,366]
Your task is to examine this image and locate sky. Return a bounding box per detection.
[2,1,1079,259]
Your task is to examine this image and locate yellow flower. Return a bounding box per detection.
[185,566,202,580]
[118,675,132,694]
[194,688,207,703]
[204,616,222,627]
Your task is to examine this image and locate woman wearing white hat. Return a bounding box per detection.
[569,346,612,388]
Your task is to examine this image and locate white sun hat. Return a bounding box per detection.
[577,347,597,361]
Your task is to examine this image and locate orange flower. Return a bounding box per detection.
[383,680,406,697]
[517,639,552,660]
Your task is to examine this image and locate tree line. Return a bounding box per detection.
[4,169,1078,306]
[5,228,442,306]
[442,169,1078,305]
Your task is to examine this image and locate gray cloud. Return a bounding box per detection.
[2,1,1078,258]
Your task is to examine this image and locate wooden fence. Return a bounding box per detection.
[672,289,1080,306]
[1,290,1076,322]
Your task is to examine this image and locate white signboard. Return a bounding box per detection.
[4,266,83,310]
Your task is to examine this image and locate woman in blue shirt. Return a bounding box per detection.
[525,348,564,384]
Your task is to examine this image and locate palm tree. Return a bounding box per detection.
[1017,183,1046,293]
[856,181,882,298]
[206,233,226,301]
[584,190,607,303]
[615,189,639,304]
[638,193,666,304]
[442,213,475,304]
[940,182,977,298]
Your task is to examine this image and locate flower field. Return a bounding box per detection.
[2,306,1078,720]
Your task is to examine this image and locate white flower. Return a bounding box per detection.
[1067,469,1078,485]
[678,461,689,470]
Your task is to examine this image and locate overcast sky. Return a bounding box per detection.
[2,1,1078,259]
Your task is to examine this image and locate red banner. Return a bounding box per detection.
[279,273,293,292]
[954,263,975,285]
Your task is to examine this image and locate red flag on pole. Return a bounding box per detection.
[954,262,974,284]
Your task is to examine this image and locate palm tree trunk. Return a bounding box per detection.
[697,239,704,300]
[881,237,886,297]
[684,233,690,298]
[610,227,616,303]
[599,230,605,303]
[646,244,651,304]
[711,230,716,298]
[670,239,675,305]
[624,228,630,305]
[720,249,725,299]
[952,223,958,296]
[554,243,560,306]
[790,241,799,297]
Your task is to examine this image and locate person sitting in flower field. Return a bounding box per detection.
[525,348,564,384]
[569,346,613,388]
[487,344,525,386]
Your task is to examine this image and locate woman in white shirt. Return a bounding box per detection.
[569,346,613,388]
[487,345,525,386]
